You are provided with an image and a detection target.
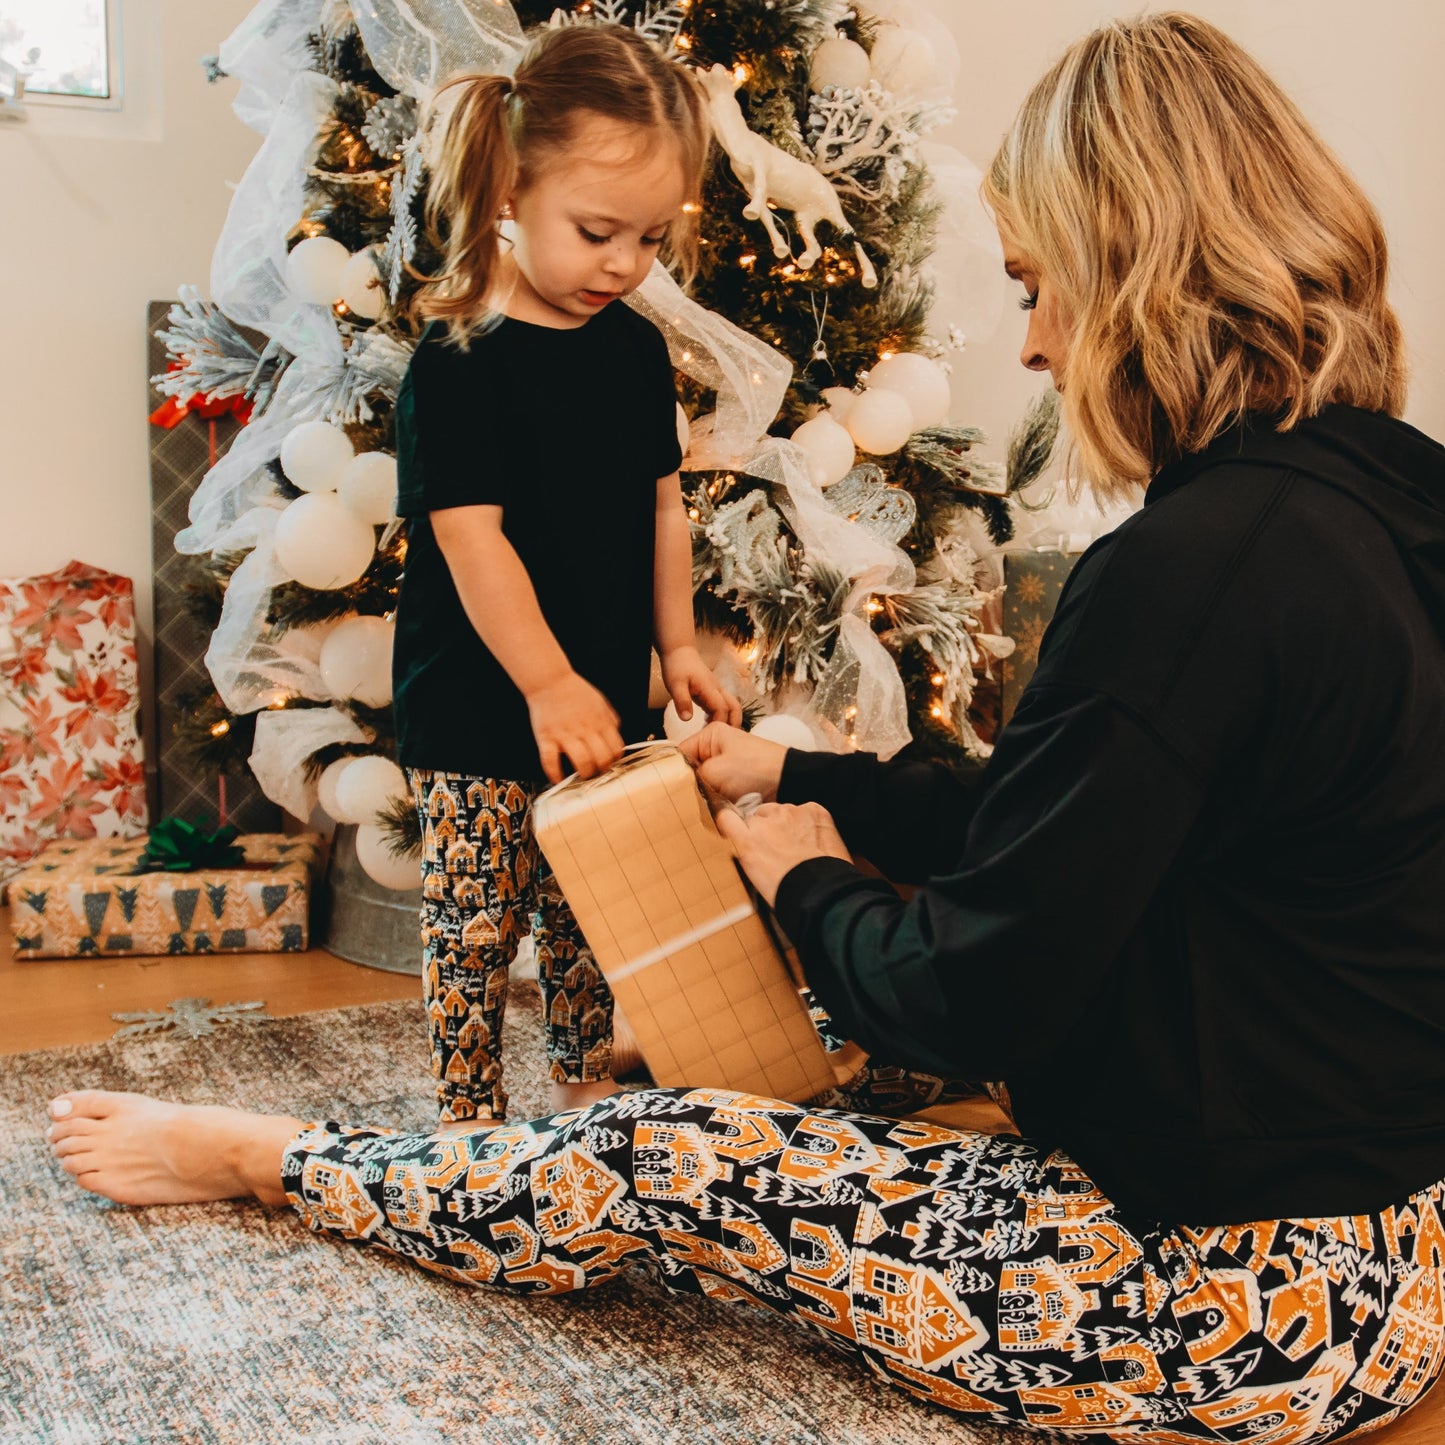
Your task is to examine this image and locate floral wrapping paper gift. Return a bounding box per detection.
[8,833,323,959]
[0,561,148,887]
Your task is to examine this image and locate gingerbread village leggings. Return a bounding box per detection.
[282,1085,1445,1440]
[408,768,618,1122]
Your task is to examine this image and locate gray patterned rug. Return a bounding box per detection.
[0,990,1042,1445]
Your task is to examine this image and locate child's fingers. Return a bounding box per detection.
[670,680,695,720]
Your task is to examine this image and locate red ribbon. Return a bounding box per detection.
[148,361,254,431]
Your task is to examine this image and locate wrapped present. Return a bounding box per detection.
[0,560,148,889]
[9,832,322,960]
[533,745,843,1103]
[1000,550,1079,724]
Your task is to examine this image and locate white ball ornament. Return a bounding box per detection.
[809,36,871,92]
[866,352,952,429]
[285,235,350,306]
[869,27,939,100]
[662,699,708,743]
[338,247,385,320]
[319,614,395,708]
[844,386,916,455]
[280,420,354,492]
[273,492,376,590]
[317,757,355,824]
[820,386,858,423]
[335,755,409,827]
[750,713,818,751]
[355,823,421,890]
[790,412,857,488]
[337,450,397,525]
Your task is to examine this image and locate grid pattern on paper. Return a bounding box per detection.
[535,751,838,1102]
[146,302,280,832]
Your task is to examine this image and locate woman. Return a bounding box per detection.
[46,14,1445,1440]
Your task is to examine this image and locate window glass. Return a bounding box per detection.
[0,1,110,100]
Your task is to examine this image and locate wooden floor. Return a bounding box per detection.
[3,908,1441,1441]
[0,903,418,1056]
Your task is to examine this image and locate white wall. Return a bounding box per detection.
[2,0,1440,793]
[0,0,258,777]
[935,0,1445,468]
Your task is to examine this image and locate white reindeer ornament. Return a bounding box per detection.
[699,64,878,289]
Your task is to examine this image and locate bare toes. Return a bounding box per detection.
[51,1089,128,1122]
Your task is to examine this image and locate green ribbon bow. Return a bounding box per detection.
[131,818,247,874]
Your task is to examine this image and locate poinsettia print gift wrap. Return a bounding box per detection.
[9,833,323,959]
[0,561,148,886]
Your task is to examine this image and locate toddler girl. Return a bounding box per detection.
[392,24,738,1124]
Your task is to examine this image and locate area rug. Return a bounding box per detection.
[0,989,1046,1445]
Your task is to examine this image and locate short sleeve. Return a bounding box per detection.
[394,328,511,516]
[635,314,683,479]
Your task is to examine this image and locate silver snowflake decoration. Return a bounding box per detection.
[111,997,267,1040]
[381,133,425,302]
[549,2,690,53]
[361,93,417,160]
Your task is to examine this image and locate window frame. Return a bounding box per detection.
[8,0,123,112]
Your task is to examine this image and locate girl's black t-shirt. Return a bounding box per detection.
[392,302,682,782]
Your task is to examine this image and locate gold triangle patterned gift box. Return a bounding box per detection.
[534,744,848,1104]
[9,833,322,960]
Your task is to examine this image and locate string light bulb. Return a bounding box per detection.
[733,63,751,84]
[209,720,231,738]
[931,673,946,687]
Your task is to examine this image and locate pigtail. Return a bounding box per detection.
[413,73,520,348]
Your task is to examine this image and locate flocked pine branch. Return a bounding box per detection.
[153,285,290,410]
[1007,388,1062,497]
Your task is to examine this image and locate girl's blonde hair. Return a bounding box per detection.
[984,12,1406,495]
[416,25,709,346]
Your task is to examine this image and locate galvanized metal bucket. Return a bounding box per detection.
[319,824,423,975]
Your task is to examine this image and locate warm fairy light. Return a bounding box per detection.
[742,644,759,663]
[210,720,230,738]
[733,63,751,84]
[866,599,882,615]
[682,201,700,214]
[931,704,945,719]
[880,350,896,360]
[738,252,757,269]
[931,673,946,687]
[688,508,700,521]
[675,33,692,48]
[681,350,693,362]
[845,705,858,720]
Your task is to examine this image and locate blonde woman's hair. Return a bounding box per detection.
[416,25,709,346]
[984,11,1406,495]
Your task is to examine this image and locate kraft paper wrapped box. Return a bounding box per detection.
[534,746,843,1103]
[9,833,323,960]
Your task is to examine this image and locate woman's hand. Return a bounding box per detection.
[660,645,742,729]
[526,671,624,784]
[715,802,851,908]
[679,722,788,804]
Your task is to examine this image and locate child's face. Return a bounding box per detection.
[504,115,687,328]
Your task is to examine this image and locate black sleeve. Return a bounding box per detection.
[395,335,510,516]
[772,684,1205,1079]
[778,748,986,884]
[637,314,683,479]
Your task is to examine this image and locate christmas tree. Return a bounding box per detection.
[156,0,1055,888]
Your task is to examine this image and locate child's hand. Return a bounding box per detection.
[526,672,625,784]
[660,645,743,729]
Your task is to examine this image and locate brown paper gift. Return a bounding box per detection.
[534,745,843,1103]
[9,833,322,960]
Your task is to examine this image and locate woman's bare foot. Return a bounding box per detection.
[46,1091,301,1208]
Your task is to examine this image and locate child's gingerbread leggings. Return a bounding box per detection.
[408,769,615,1122]
[284,1088,1445,1440]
